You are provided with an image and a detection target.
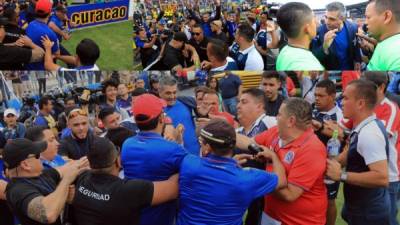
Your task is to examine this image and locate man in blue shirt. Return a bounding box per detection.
[26,0,60,70]
[311,2,361,70]
[177,119,286,225]
[117,83,133,117]
[218,72,242,117]
[48,5,74,68]
[121,94,187,225]
[159,76,201,155]
[186,0,221,37]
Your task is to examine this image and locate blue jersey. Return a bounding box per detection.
[121,132,187,225]
[26,19,59,70]
[256,29,267,49]
[177,154,278,225]
[165,100,200,155]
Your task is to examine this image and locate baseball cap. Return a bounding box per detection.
[173,32,188,43]
[55,5,67,13]
[200,119,236,148]
[132,94,166,124]
[4,108,18,117]
[2,138,48,169]
[88,137,118,169]
[35,0,52,15]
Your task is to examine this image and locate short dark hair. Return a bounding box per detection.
[64,96,75,104]
[3,8,18,22]
[136,114,161,131]
[262,71,282,82]
[195,86,211,96]
[39,96,52,110]
[207,38,228,62]
[200,119,236,156]
[192,23,203,31]
[76,39,100,66]
[25,126,47,142]
[316,79,336,95]
[283,98,312,130]
[241,88,266,106]
[237,22,255,42]
[102,79,119,94]
[131,87,147,97]
[277,2,313,38]
[362,71,388,93]
[326,2,346,19]
[98,107,116,121]
[370,0,400,22]
[348,79,378,110]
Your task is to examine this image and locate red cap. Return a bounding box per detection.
[132,94,166,124]
[35,0,52,14]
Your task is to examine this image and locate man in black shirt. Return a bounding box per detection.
[0,17,44,70]
[161,32,199,72]
[3,138,88,225]
[71,137,179,225]
[189,24,209,62]
[59,108,95,160]
[260,71,286,116]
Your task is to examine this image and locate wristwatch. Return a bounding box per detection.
[340,171,348,182]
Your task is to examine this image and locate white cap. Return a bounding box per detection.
[4,108,18,117]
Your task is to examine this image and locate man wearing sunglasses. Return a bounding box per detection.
[3,138,88,225]
[189,24,209,62]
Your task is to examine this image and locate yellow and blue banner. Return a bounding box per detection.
[67,0,129,29]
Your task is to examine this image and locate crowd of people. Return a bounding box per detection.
[133,0,267,72]
[0,71,399,225]
[266,0,400,71]
[0,0,101,71]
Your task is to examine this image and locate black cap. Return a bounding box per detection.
[88,137,118,169]
[173,32,188,43]
[2,139,48,169]
[55,5,67,13]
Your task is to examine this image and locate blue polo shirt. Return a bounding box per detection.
[177,154,278,225]
[165,100,200,155]
[121,131,187,225]
[26,19,59,70]
[333,26,352,70]
[49,14,64,42]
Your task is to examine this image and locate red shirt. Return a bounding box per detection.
[375,98,400,177]
[255,127,327,225]
[341,71,360,90]
[286,76,296,96]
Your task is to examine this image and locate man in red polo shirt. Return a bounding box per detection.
[237,98,327,225]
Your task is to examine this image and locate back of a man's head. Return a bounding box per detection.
[76,39,100,66]
[237,22,255,43]
[207,38,228,62]
[277,2,313,39]
[200,119,236,156]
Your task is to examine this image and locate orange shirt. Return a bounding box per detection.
[255,127,327,225]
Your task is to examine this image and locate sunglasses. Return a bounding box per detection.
[192,32,202,36]
[68,108,88,120]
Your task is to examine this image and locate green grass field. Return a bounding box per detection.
[63,20,132,70]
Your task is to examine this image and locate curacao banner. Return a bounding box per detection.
[67,0,129,29]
